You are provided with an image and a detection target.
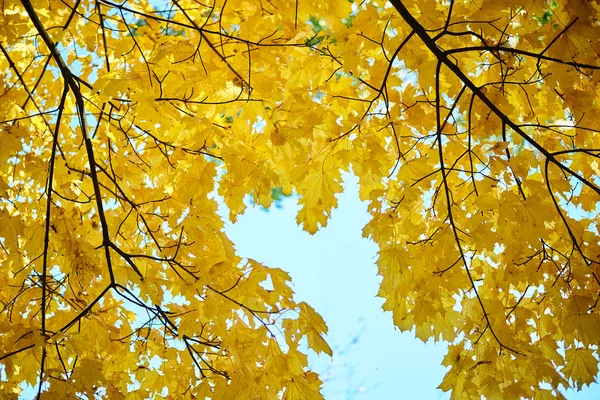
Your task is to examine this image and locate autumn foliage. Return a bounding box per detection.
[1,0,599,398]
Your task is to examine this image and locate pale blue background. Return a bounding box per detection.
[222,173,600,400]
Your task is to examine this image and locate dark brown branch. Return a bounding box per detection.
[445,45,600,71]
[389,0,600,198]
[433,56,522,355]
[40,87,69,335]
[36,348,47,399]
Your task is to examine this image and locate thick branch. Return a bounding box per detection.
[389,0,600,197]
[40,87,69,335]
[21,0,130,284]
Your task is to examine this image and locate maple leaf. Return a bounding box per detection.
[562,348,599,390]
[0,210,24,251]
[283,371,325,400]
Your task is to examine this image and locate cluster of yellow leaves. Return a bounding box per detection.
[1,0,600,398]
[0,0,337,398]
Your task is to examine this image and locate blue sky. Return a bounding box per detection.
[222,173,600,400]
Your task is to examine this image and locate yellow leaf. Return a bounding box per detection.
[283,372,324,400]
[562,348,599,390]
[298,302,332,356]
[0,210,24,251]
[73,359,107,387]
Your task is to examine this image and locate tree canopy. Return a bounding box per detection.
[1,0,599,398]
